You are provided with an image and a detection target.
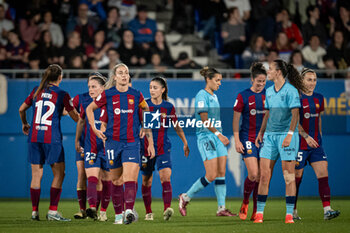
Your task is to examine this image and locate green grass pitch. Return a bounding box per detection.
[0,198,349,233]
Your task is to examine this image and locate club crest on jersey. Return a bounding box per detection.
[161,112,167,118]
[280,95,285,101]
[129,99,134,105]
[247,149,252,154]
[109,160,114,165]
[89,160,94,165]
[316,103,320,109]
[80,153,84,158]
[296,161,300,166]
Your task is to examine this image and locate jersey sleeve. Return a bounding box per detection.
[95,90,107,108]
[233,93,244,112]
[196,93,208,114]
[320,95,325,112]
[100,106,108,122]
[79,105,86,119]
[138,92,147,109]
[72,95,80,111]
[24,87,36,106]
[287,88,301,109]
[63,92,74,112]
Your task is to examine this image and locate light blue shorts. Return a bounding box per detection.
[197,133,228,161]
[260,132,299,161]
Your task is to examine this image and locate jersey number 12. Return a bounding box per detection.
[35,100,55,126]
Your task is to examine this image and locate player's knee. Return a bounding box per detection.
[283,170,295,185]
[206,174,216,183]
[259,172,270,184]
[248,172,259,182]
[112,177,123,186]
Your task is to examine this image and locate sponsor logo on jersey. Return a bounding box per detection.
[114,108,133,115]
[249,102,255,105]
[304,112,310,119]
[250,109,256,115]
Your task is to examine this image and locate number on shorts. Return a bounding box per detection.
[297,152,303,162]
[204,140,215,151]
[142,155,148,164]
[107,149,114,160]
[85,152,96,161]
[35,100,55,126]
[245,141,252,149]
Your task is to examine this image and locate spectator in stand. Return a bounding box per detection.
[108,0,137,25]
[45,0,77,30]
[285,0,316,26]
[144,53,170,78]
[66,3,97,46]
[32,30,60,68]
[249,0,281,43]
[170,0,195,34]
[221,7,246,57]
[39,10,64,48]
[289,49,305,73]
[68,54,85,78]
[275,9,303,49]
[101,48,121,70]
[19,9,41,48]
[262,49,279,70]
[80,0,107,21]
[302,35,326,69]
[27,49,41,78]
[272,32,293,62]
[117,29,146,67]
[302,5,327,46]
[98,7,123,47]
[87,58,99,71]
[174,51,201,78]
[329,6,350,41]
[128,4,157,49]
[149,30,174,66]
[60,31,86,67]
[5,30,29,69]
[85,30,114,68]
[320,54,338,79]
[223,0,251,21]
[326,30,348,69]
[242,35,267,68]
[0,4,14,46]
[0,44,6,67]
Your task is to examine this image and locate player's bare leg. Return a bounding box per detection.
[282,160,296,224]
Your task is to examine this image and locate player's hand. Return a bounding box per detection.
[22,123,30,135]
[282,134,292,148]
[75,140,84,153]
[255,132,263,148]
[93,128,106,140]
[235,140,244,154]
[306,136,319,148]
[183,143,189,158]
[218,134,230,146]
[139,128,146,138]
[148,144,155,159]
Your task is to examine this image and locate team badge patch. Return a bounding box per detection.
[129,99,134,105]
[109,160,114,165]
[89,160,94,165]
[80,153,84,158]
[316,103,320,108]
[247,149,252,154]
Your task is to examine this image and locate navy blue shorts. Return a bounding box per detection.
[76,151,84,162]
[28,142,65,165]
[296,146,327,170]
[140,152,172,176]
[105,138,140,169]
[241,140,260,159]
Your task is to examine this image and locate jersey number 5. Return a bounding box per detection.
[35,100,55,126]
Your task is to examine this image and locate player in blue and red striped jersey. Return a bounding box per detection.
[233,62,267,221]
[86,63,155,225]
[140,77,189,221]
[19,64,79,221]
[72,91,90,219]
[75,73,112,221]
[293,68,340,220]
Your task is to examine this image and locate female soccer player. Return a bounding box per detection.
[233,62,267,221]
[293,68,340,220]
[141,77,189,221]
[75,73,112,221]
[179,67,235,217]
[254,59,305,224]
[19,64,79,221]
[86,63,155,224]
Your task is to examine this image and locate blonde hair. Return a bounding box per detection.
[105,63,129,89]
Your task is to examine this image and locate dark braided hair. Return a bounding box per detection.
[273,59,306,93]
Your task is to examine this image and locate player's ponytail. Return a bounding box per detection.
[250,62,267,79]
[105,63,129,89]
[33,64,62,99]
[274,59,306,93]
[200,66,220,83]
[151,76,168,100]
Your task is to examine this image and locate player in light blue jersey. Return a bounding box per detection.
[254,59,306,224]
[179,67,236,217]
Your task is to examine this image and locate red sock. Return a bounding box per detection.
[100,181,111,211]
[96,190,102,210]
[243,177,255,205]
[252,182,259,213]
[142,185,152,213]
[124,181,136,210]
[30,188,41,211]
[112,184,124,214]
[49,187,62,211]
[162,182,172,211]
[295,177,302,210]
[87,176,98,208]
[318,177,331,207]
[77,189,87,211]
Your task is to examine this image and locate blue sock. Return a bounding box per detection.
[257,195,268,214]
[286,196,296,215]
[186,176,210,199]
[214,177,226,207]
